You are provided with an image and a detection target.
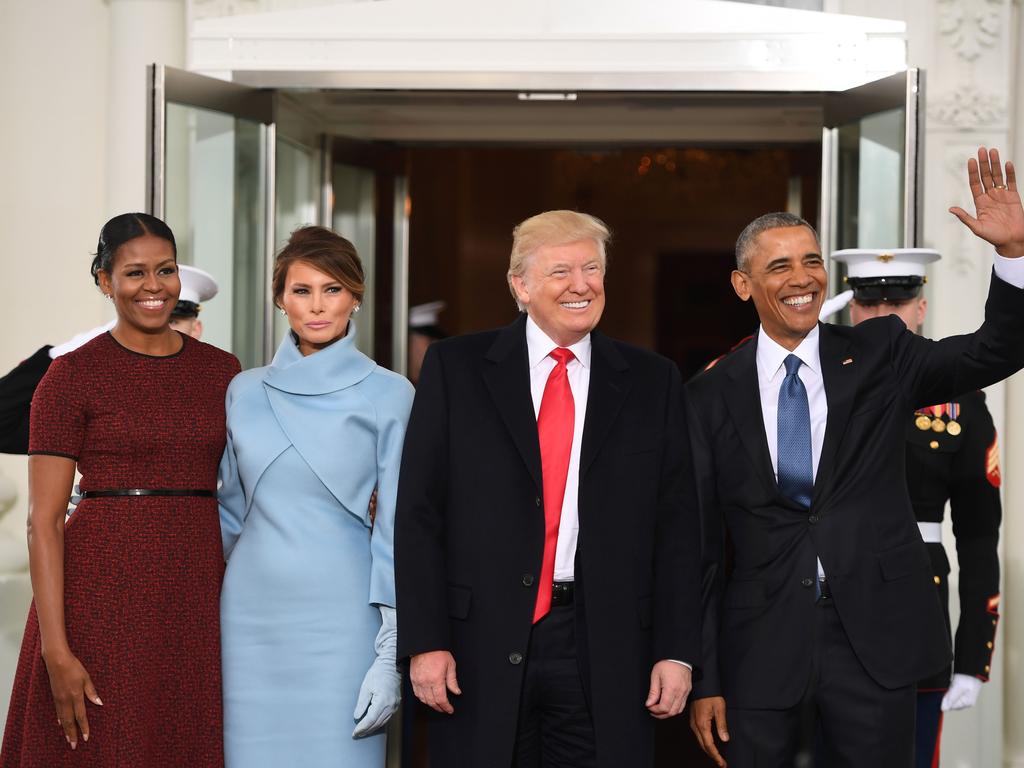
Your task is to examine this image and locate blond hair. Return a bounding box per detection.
[507,210,610,310]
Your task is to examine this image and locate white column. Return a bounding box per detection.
[105,0,186,217]
[1002,7,1024,766]
[840,0,1019,765]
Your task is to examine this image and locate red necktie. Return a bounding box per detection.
[533,347,576,623]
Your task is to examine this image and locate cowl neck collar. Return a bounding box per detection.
[263,324,376,395]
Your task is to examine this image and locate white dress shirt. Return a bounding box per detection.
[525,318,691,671]
[756,325,828,580]
[525,317,590,582]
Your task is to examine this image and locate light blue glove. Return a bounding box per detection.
[352,606,401,738]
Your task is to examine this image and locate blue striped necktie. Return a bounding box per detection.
[777,354,813,508]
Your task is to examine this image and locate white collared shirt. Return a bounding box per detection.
[756,324,828,579]
[756,324,828,482]
[525,317,590,582]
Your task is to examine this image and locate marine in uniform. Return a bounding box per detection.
[0,265,219,454]
[829,248,1001,768]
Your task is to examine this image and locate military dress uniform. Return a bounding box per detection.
[906,390,1001,765]
[826,247,1004,768]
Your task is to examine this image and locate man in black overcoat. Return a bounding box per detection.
[395,210,702,768]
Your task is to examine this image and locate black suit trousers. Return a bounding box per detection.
[513,604,597,768]
[725,599,915,768]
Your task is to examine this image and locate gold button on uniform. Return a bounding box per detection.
[985,665,991,673]
[933,576,941,585]
[987,641,994,649]
[930,440,940,450]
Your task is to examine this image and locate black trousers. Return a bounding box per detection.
[726,598,916,768]
[512,604,597,768]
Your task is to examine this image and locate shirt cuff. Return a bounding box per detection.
[667,659,693,671]
[993,251,1024,288]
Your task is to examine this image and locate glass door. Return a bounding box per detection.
[329,139,411,375]
[820,69,924,302]
[147,65,276,369]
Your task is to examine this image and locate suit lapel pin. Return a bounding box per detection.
[842,358,854,366]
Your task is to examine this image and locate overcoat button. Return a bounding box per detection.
[522,574,535,587]
[808,515,819,524]
[509,652,523,665]
[801,578,814,588]
[535,497,542,507]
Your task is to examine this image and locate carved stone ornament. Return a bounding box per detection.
[928,85,1007,130]
[937,0,1004,61]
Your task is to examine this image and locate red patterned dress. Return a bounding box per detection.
[1,331,239,768]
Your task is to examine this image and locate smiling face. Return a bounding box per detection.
[97,234,180,334]
[279,260,359,356]
[850,296,926,333]
[731,225,826,351]
[510,238,606,347]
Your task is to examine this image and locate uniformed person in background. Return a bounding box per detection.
[0,265,219,454]
[827,248,1002,768]
[168,264,219,339]
[406,300,447,386]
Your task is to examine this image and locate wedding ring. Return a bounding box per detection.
[993,184,1008,190]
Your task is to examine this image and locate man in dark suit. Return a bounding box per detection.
[395,210,702,768]
[687,148,1024,767]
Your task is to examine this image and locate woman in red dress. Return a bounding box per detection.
[1,213,240,767]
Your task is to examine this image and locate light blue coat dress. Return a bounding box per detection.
[218,328,414,767]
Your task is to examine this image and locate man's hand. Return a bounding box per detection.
[941,673,983,711]
[950,147,1024,258]
[645,660,692,719]
[409,650,461,714]
[689,695,729,767]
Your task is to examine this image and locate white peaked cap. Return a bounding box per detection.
[830,248,941,278]
[178,265,219,305]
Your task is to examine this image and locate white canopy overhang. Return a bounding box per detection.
[189,0,907,92]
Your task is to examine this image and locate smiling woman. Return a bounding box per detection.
[92,214,184,356]
[1,212,241,767]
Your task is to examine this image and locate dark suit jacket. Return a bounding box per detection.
[395,314,702,768]
[0,345,52,454]
[686,272,1024,710]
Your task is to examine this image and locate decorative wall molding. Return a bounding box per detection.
[937,0,1005,61]
[928,85,1007,129]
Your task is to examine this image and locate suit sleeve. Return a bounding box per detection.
[218,382,248,560]
[0,346,52,455]
[368,381,415,609]
[949,395,1002,680]
[395,344,453,660]
[685,387,724,699]
[653,365,703,673]
[892,271,1024,409]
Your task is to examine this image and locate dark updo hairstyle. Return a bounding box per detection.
[272,226,365,307]
[91,213,177,285]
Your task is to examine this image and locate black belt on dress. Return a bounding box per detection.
[551,581,575,607]
[79,488,215,499]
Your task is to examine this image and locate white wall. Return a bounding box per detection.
[0,0,185,728]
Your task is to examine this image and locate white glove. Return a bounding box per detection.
[941,673,983,711]
[352,606,401,737]
[819,290,854,321]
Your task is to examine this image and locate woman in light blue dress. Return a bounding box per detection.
[218,226,414,767]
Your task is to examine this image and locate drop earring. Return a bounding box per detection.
[352,304,361,314]
[279,307,287,316]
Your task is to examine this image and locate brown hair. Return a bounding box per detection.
[272,226,365,307]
